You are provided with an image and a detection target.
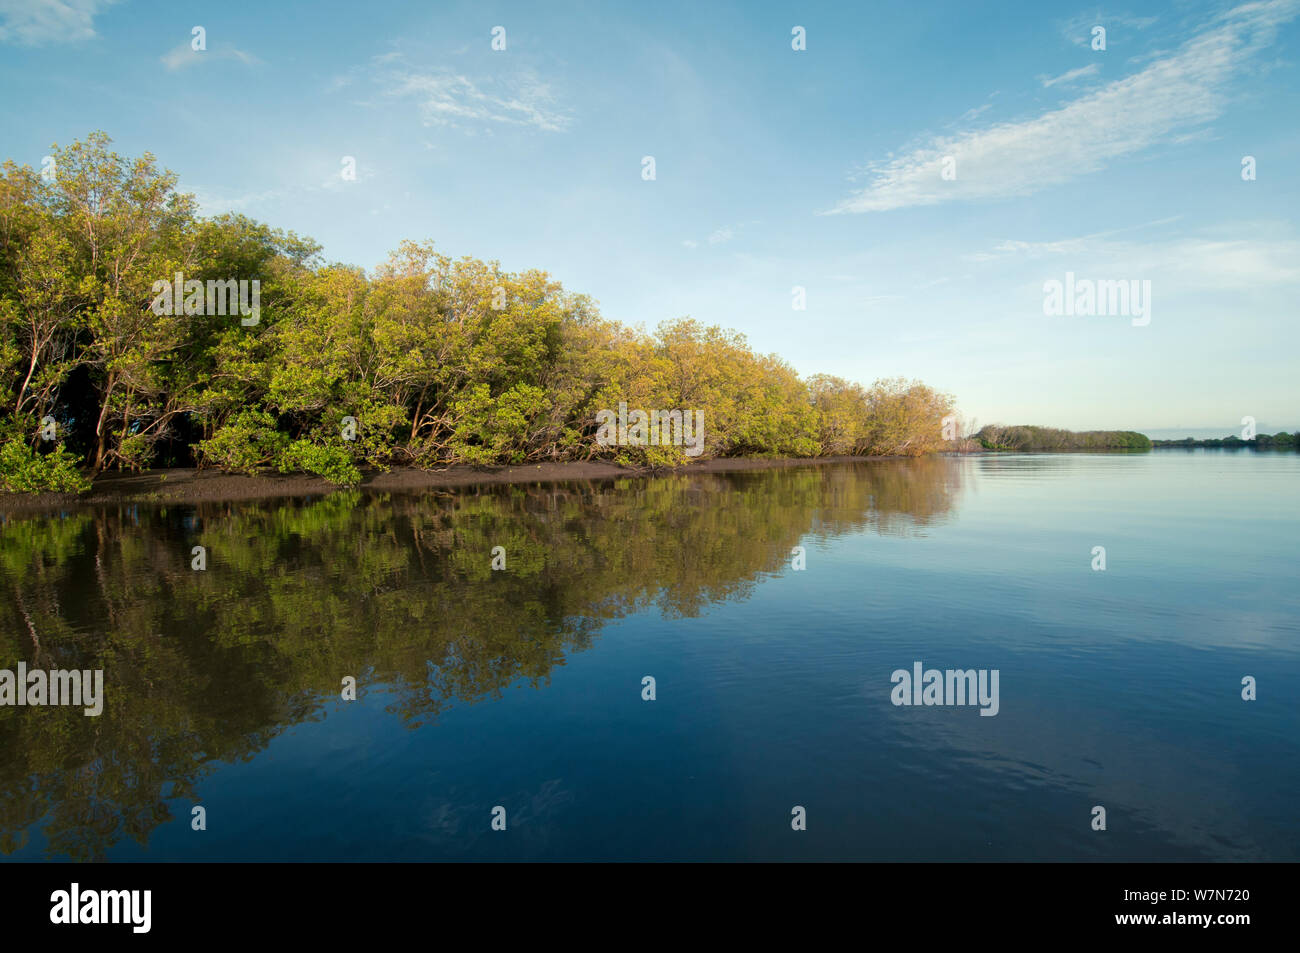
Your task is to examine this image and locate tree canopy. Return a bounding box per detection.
[1,134,959,491]
[976,425,1152,452]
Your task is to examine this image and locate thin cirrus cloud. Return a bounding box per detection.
[682,228,732,249]
[682,222,758,250]
[378,58,573,132]
[958,103,994,121]
[827,0,1298,214]
[1039,62,1100,87]
[188,186,286,216]
[0,0,117,45]
[189,162,377,215]
[968,232,1300,289]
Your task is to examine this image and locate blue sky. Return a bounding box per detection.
[1,0,1297,435]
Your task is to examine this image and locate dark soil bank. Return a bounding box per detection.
[0,455,933,513]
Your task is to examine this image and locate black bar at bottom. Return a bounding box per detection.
[0,861,1283,939]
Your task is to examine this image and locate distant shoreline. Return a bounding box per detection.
[1151,437,1298,449]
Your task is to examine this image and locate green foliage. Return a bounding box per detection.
[0,134,964,486]
[195,410,289,474]
[276,439,362,486]
[809,375,956,456]
[0,421,89,493]
[447,382,551,464]
[1153,432,1298,449]
[977,425,1152,452]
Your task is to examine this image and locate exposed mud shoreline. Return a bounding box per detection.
[1,454,959,513]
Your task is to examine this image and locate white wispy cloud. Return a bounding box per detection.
[381,63,572,132]
[1039,63,1100,87]
[188,160,377,214]
[968,229,1300,289]
[828,0,1298,214]
[0,0,117,45]
[187,186,286,215]
[161,41,261,71]
[682,222,754,250]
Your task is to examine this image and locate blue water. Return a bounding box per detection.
[1,451,1296,860]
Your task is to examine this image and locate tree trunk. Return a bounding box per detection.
[91,374,115,472]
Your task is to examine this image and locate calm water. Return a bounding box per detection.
[1,451,1297,861]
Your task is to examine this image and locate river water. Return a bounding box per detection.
[1,451,1296,860]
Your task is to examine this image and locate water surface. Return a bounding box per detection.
[1,451,1296,860]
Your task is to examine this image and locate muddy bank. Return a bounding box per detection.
[1,454,963,513]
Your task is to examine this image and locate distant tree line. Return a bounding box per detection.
[0,134,957,492]
[976,424,1152,452]
[1152,432,1298,448]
